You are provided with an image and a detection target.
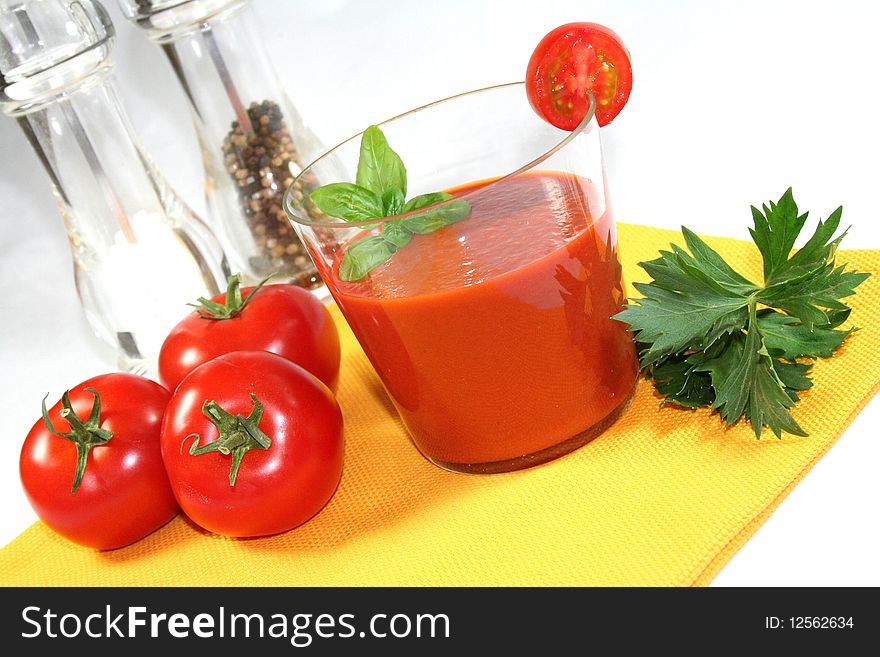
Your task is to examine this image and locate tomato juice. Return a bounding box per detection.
[325,171,638,471]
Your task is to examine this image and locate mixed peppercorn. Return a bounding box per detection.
[222,99,322,288]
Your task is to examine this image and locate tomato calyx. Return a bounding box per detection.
[189,272,276,321]
[183,393,271,486]
[40,388,113,494]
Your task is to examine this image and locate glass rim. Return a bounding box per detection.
[283,81,596,229]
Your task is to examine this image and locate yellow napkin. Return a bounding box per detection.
[2,223,878,587]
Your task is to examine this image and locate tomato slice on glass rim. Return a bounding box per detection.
[526,22,632,129]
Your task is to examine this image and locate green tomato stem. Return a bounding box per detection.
[182,394,272,486]
[188,272,277,320]
[41,388,113,493]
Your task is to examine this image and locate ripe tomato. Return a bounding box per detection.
[19,374,177,550]
[160,350,344,538]
[158,274,341,393]
[526,22,632,129]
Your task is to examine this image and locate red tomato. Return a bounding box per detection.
[19,374,177,550]
[160,350,344,538]
[158,275,341,393]
[526,22,633,129]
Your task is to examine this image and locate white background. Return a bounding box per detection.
[1,0,878,586]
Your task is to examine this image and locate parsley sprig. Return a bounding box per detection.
[310,125,471,281]
[614,189,870,438]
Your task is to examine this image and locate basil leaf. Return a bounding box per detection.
[402,198,471,234]
[404,192,454,212]
[382,188,405,216]
[310,183,384,223]
[309,125,476,282]
[356,125,407,198]
[338,236,397,281]
[381,220,412,248]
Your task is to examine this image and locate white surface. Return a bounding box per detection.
[1,0,878,586]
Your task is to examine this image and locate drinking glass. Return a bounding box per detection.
[285,82,638,473]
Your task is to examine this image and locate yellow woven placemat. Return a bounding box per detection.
[2,223,878,587]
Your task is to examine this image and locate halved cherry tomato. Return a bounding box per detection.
[526,22,632,129]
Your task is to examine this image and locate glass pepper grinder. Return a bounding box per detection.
[0,0,229,375]
[118,0,327,293]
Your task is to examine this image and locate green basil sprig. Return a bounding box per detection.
[310,125,471,281]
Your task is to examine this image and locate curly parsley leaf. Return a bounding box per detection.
[614,189,869,438]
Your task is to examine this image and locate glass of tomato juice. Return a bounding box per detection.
[284,82,638,474]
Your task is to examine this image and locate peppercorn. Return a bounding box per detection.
[221,99,322,289]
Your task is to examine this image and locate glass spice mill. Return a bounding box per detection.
[0,0,229,374]
[117,0,327,292]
